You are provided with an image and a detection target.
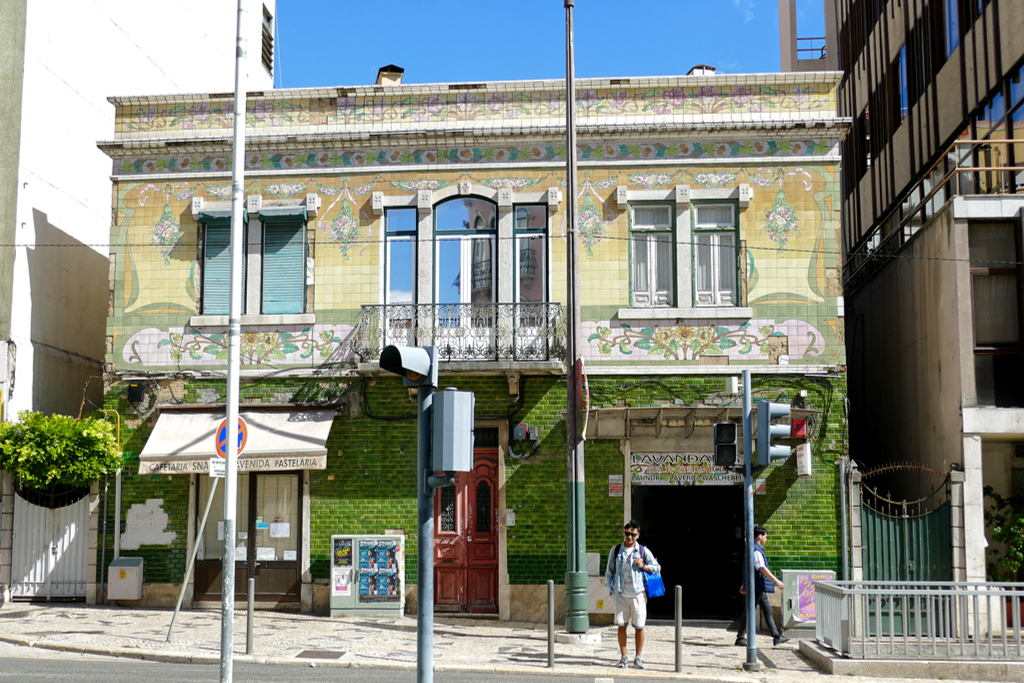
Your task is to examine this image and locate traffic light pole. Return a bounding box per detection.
[741,369,761,671]
[416,371,436,683]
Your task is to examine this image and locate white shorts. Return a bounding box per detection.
[613,593,648,629]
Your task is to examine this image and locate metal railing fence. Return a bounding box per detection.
[845,138,1024,295]
[816,580,1024,660]
[350,302,566,363]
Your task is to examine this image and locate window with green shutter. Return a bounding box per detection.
[200,212,247,315]
[260,210,306,315]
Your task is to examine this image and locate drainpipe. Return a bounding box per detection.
[839,458,849,580]
[114,469,122,560]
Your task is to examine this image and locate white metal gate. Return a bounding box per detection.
[11,491,89,600]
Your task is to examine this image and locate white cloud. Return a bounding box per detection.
[733,0,756,23]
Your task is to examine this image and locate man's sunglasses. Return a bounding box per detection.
[623,531,638,538]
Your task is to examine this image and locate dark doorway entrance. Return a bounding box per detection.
[632,484,743,619]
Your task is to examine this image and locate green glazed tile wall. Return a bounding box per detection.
[101,372,847,586]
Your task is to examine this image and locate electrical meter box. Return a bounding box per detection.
[781,569,835,628]
[432,389,474,471]
[330,534,405,617]
[107,557,144,601]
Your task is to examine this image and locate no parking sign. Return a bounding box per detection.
[214,416,248,459]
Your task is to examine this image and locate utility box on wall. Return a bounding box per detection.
[781,569,835,628]
[330,534,405,617]
[107,557,144,601]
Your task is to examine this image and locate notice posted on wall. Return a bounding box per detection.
[331,537,353,596]
[357,539,401,603]
[608,474,623,497]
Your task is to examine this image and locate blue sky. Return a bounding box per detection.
[276,1,826,88]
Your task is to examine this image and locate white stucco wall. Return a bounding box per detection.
[7,0,275,418]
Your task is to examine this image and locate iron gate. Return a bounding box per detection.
[860,464,952,582]
[11,484,91,600]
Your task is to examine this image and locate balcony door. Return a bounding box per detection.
[514,205,549,359]
[435,198,496,360]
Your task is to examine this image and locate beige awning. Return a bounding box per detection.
[138,407,336,475]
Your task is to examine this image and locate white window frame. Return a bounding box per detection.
[693,202,739,308]
[630,203,675,308]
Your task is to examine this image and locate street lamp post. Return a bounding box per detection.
[563,0,588,635]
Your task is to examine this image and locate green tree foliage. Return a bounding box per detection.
[985,485,1024,581]
[0,411,123,489]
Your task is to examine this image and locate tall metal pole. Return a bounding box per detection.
[221,2,248,681]
[742,370,760,671]
[839,458,849,580]
[563,0,588,634]
[416,351,436,683]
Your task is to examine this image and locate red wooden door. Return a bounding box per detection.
[434,447,498,613]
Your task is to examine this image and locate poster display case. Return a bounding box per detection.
[329,534,405,616]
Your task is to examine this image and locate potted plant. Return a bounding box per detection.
[984,486,1024,626]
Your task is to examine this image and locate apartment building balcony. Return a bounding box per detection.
[350,303,566,374]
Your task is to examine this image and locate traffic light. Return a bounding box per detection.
[380,345,438,388]
[756,400,791,466]
[713,422,738,468]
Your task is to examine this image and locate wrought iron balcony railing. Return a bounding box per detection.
[351,303,566,363]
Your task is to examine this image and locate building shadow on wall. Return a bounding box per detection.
[27,210,107,416]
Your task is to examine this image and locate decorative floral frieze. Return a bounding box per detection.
[477,177,541,190]
[118,99,309,133]
[115,84,833,133]
[124,324,354,366]
[628,172,676,189]
[688,171,738,188]
[390,179,450,192]
[262,181,308,198]
[111,139,838,176]
[583,318,825,362]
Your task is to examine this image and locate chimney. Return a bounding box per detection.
[376,64,405,86]
[687,64,717,76]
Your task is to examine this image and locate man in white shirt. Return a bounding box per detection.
[605,519,660,669]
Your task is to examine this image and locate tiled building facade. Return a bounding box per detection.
[99,70,849,619]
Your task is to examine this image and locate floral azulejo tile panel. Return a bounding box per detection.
[583,318,827,365]
[122,324,354,368]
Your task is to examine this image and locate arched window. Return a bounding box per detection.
[434,198,497,305]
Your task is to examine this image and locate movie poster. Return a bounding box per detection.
[358,539,401,603]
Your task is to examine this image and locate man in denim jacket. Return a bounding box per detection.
[605,519,660,669]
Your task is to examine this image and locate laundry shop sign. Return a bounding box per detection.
[631,452,763,490]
